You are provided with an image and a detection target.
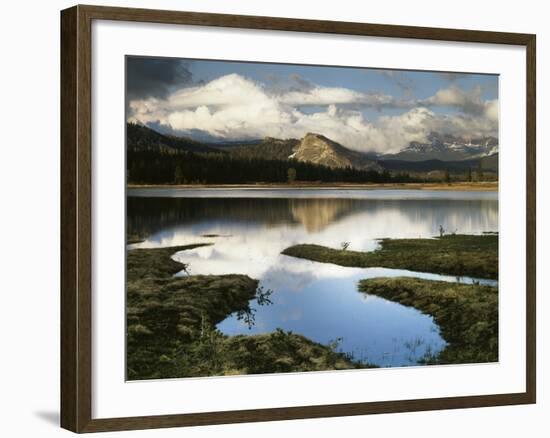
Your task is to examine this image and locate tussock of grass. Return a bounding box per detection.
[126,234,146,245]
[180,329,370,378]
[282,234,498,279]
[127,244,212,278]
[358,277,498,364]
[127,244,362,380]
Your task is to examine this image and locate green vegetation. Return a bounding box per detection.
[126,243,211,278]
[287,167,297,183]
[126,229,148,245]
[127,234,499,375]
[127,244,363,380]
[177,329,365,377]
[476,161,484,181]
[358,277,498,364]
[127,123,498,184]
[282,234,498,279]
[380,156,498,182]
[127,121,217,154]
[127,235,145,245]
[127,123,417,185]
[227,137,298,161]
[127,148,415,185]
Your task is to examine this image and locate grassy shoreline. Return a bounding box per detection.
[127,235,499,376]
[127,244,365,380]
[127,181,498,191]
[359,277,498,364]
[282,234,498,279]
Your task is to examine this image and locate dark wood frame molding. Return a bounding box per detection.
[61,4,536,433]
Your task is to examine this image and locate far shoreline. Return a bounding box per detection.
[127,181,498,192]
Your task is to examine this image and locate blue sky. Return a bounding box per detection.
[190,60,497,100]
[126,56,499,153]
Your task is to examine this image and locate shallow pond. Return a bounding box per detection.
[128,189,498,367]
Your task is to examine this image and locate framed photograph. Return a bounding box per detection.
[60,4,536,433]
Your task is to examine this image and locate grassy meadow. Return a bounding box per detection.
[282,234,498,279]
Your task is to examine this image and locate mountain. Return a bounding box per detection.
[291,133,381,171]
[207,139,263,149]
[380,133,498,162]
[127,123,497,179]
[127,123,218,153]
[478,153,499,171]
[379,153,498,173]
[226,137,300,161]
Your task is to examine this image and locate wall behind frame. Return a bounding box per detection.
[0,0,546,437]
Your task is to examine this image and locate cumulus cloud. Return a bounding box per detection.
[420,85,495,117]
[277,87,399,108]
[128,74,498,153]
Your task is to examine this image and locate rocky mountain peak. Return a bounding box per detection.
[292,133,380,171]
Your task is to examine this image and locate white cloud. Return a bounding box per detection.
[128,74,498,153]
[277,87,397,108]
[420,85,497,119]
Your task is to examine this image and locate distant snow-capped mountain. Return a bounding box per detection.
[380,133,498,162]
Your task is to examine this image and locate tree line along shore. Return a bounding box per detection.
[127,181,498,191]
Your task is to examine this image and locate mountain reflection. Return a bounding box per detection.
[128,195,498,240]
[289,198,359,232]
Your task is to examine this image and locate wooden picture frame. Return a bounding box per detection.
[61,4,536,433]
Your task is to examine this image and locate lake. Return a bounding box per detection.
[127,188,498,368]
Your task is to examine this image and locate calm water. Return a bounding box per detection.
[128,189,498,367]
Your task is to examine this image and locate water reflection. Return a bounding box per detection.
[220,269,447,367]
[128,189,498,367]
[233,286,274,330]
[128,195,498,251]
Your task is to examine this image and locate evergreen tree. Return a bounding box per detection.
[287,167,297,183]
[126,149,421,185]
[476,162,484,182]
[174,164,184,184]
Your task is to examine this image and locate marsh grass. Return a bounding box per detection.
[126,232,146,245]
[282,234,498,279]
[126,244,363,379]
[358,277,498,364]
